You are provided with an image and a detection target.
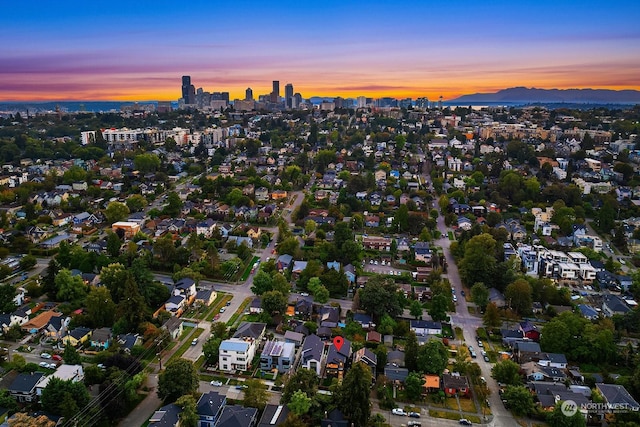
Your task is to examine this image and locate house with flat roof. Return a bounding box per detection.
[219,339,256,372]
[260,340,296,373]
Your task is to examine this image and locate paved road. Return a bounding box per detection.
[117,374,161,427]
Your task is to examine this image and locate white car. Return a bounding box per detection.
[300,292,309,297]
[210,380,223,386]
[40,353,52,359]
[48,363,57,369]
[392,408,407,416]
[39,362,49,368]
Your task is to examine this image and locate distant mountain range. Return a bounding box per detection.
[449,87,640,104]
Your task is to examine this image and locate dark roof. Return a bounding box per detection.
[326,338,351,364]
[257,404,289,427]
[149,403,181,427]
[197,391,226,418]
[9,372,45,393]
[442,373,469,389]
[596,383,640,408]
[603,294,631,314]
[542,353,567,364]
[384,365,409,382]
[68,326,92,340]
[118,333,140,350]
[233,322,266,340]
[196,288,214,301]
[514,341,541,353]
[321,408,349,427]
[217,405,258,427]
[410,320,442,330]
[47,316,64,331]
[301,334,323,363]
[91,327,112,342]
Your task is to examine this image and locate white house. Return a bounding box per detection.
[219,338,257,372]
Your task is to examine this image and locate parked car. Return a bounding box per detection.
[191,338,198,346]
[47,363,57,369]
[408,422,422,427]
[478,341,483,348]
[300,292,309,297]
[52,354,62,361]
[39,362,49,368]
[484,355,490,362]
[219,307,226,313]
[459,419,472,426]
[408,412,420,418]
[210,380,223,386]
[40,353,51,359]
[461,290,465,296]
[392,408,407,416]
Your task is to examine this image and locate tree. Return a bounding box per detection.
[125,194,148,212]
[280,414,308,427]
[8,413,55,427]
[85,286,116,328]
[281,368,319,404]
[417,339,448,375]
[0,389,17,413]
[502,385,534,416]
[176,395,198,427]
[288,389,312,416]
[162,192,183,217]
[0,284,17,313]
[540,320,571,354]
[429,294,450,322]
[313,285,330,304]
[251,270,273,295]
[546,402,587,427]
[203,337,222,365]
[134,153,161,173]
[405,331,419,372]
[357,276,402,321]
[405,372,425,402]
[104,201,130,224]
[157,359,199,402]
[63,344,82,365]
[471,282,489,310]
[458,233,497,287]
[116,273,148,332]
[40,377,90,416]
[261,290,288,315]
[106,232,122,258]
[483,302,501,329]
[505,279,533,315]
[491,359,522,386]
[334,362,372,427]
[210,322,229,340]
[409,300,423,319]
[18,254,37,271]
[243,379,268,411]
[55,268,87,303]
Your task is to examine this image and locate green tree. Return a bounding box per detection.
[261,290,288,315]
[428,294,450,322]
[116,273,148,332]
[288,390,312,416]
[85,285,116,328]
[176,395,198,427]
[125,194,148,212]
[502,385,534,416]
[409,300,423,319]
[133,153,161,173]
[471,282,489,310]
[313,285,330,303]
[210,322,228,339]
[334,362,372,427]
[243,379,268,411]
[63,345,82,365]
[505,279,533,315]
[405,331,419,372]
[458,233,497,287]
[203,337,222,365]
[251,270,273,295]
[104,201,130,224]
[163,192,183,217]
[405,372,425,402]
[483,302,501,328]
[106,232,122,258]
[40,377,90,416]
[546,402,587,427]
[18,254,37,270]
[55,269,87,303]
[417,339,448,375]
[357,276,402,321]
[0,389,18,413]
[281,368,319,404]
[157,359,199,403]
[0,284,17,313]
[491,359,522,386]
[540,320,571,354]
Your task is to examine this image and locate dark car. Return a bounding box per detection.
[459,420,472,426]
[408,412,420,418]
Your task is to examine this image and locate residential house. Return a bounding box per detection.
[36,364,85,395]
[321,409,349,427]
[260,340,296,373]
[325,337,352,380]
[255,187,269,202]
[219,339,256,372]
[410,320,442,336]
[362,236,392,251]
[276,254,293,272]
[414,242,432,263]
[165,294,186,316]
[162,317,184,340]
[196,218,217,238]
[283,331,304,347]
[149,403,182,427]
[9,372,45,402]
[249,298,263,314]
[44,315,70,341]
[291,260,308,276]
[63,327,92,347]
[352,313,375,330]
[91,327,112,350]
[258,405,289,427]
[537,353,568,369]
[442,373,470,397]
[197,391,226,427]
[233,322,266,341]
[343,264,356,283]
[596,383,640,414]
[365,215,380,227]
[117,333,142,353]
[216,405,258,427]
[602,294,631,317]
[300,334,324,376]
[513,341,542,363]
[294,298,313,319]
[21,310,63,334]
[577,304,599,320]
[195,288,218,307]
[353,347,378,377]
[423,374,440,393]
[519,321,540,341]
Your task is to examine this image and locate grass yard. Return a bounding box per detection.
[457,398,477,413]
[240,256,261,281]
[428,410,460,421]
[168,327,204,363]
[206,294,232,321]
[448,231,455,240]
[226,297,253,327]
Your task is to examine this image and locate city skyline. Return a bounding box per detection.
[1,0,639,102]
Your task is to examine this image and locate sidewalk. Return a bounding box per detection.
[117,374,160,427]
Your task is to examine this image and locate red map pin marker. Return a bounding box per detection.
[333,336,344,352]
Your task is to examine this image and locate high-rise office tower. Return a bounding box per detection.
[285,83,294,109]
[181,76,195,105]
[271,81,280,103]
[245,87,253,101]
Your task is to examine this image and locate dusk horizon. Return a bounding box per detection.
[2,0,640,101]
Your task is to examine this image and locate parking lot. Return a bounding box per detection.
[363,259,408,276]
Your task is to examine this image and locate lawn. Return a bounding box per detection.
[448,231,455,240]
[240,256,260,281]
[457,398,477,413]
[226,297,253,327]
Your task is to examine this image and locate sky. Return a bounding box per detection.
[1,0,640,101]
